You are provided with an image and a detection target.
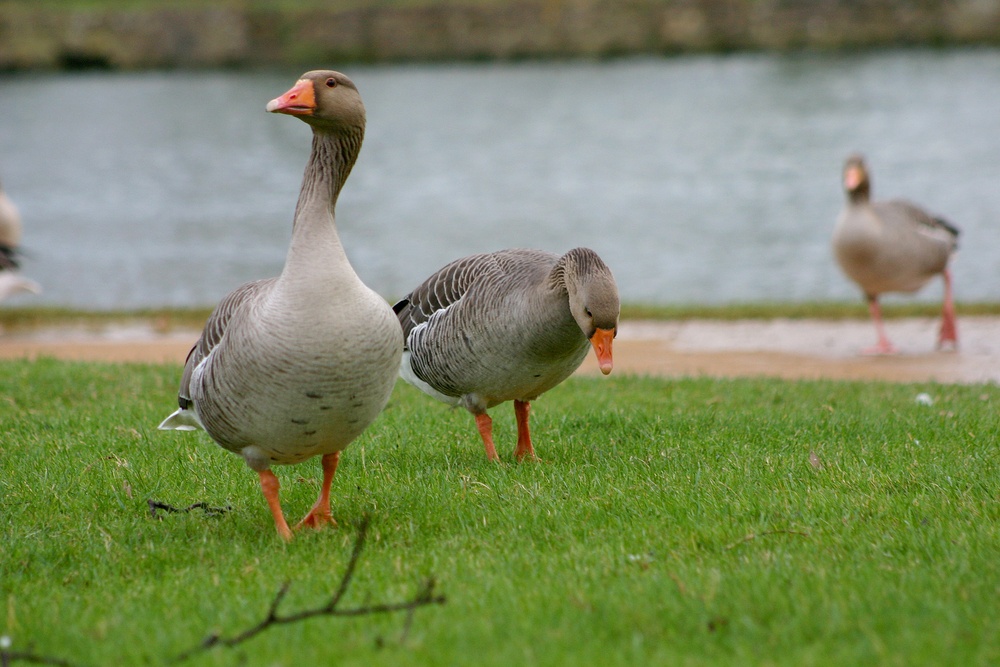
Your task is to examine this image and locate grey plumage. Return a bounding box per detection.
[0,178,41,299]
[832,153,959,353]
[159,71,403,539]
[394,247,619,461]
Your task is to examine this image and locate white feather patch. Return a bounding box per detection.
[399,350,460,407]
[158,407,204,431]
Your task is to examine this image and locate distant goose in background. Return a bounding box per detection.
[393,247,618,462]
[158,71,403,541]
[832,154,959,355]
[0,178,42,301]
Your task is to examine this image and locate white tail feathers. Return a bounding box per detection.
[158,407,204,431]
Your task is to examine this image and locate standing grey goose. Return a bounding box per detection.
[393,247,618,462]
[0,178,42,301]
[159,71,403,541]
[832,154,959,355]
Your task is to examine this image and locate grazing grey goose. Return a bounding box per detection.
[832,154,959,355]
[0,178,42,301]
[159,71,403,540]
[393,247,618,462]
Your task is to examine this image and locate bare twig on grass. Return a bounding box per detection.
[171,515,446,663]
[0,642,81,667]
[147,500,231,519]
[724,530,810,551]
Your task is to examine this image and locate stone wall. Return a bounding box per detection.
[1,0,999,70]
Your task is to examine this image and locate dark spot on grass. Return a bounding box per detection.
[707,616,729,632]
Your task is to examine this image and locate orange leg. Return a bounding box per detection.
[475,413,500,462]
[295,451,341,531]
[258,469,293,542]
[863,296,897,355]
[937,269,958,349]
[513,400,538,462]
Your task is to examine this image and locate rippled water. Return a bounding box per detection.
[1,49,998,310]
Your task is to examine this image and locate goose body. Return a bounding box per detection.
[159,71,403,540]
[394,247,618,461]
[0,180,42,301]
[832,154,959,354]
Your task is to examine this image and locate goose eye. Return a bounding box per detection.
[585,307,593,318]
[325,78,337,88]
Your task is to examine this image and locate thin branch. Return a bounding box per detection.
[147,500,231,519]
[324,509,369,609]
[399,577,440,645]
[0,646,82,667]
[724,529,810,551]
[172,515,446,663]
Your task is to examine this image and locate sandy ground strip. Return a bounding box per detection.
[578,316,1000,384]
[0,316,997,385]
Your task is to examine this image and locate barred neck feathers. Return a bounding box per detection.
[549,247,605,284]
[292,125,364,225]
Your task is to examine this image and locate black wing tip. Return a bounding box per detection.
[392,297,410,315]
[934,216,961,239]
[0,244,21,271]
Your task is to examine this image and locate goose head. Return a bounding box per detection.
[266,70,366,135]
[562,249,619,375]
[842,153,871,203]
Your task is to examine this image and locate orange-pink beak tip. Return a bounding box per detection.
[590,327,615,376]
[844,167,863,190]
[266,79,316,115]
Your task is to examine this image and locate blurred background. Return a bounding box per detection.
[0,0,997,311]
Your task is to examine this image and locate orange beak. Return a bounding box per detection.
[844,166,864,191]
[266,79,316,116]
[589,327,615,375]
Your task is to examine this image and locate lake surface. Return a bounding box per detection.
[1,50,998,310]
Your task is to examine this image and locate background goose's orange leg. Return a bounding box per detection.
[938,269,958,349]
[863,297,898,355]
[475,413,500,461]
[513,400,537,462]
[258,469,293,541]
[296,451,341,530]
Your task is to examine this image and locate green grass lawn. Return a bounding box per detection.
[2,359,999,666]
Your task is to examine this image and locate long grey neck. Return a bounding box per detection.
[293,128,361,223]
[547,248,599,293]
[547,253,573,295]
[281,126,364,287]
[847,182,870,206]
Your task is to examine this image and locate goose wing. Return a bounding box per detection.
[392,252,504,344]
[159,278,273,430]
[877,199,960,248]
